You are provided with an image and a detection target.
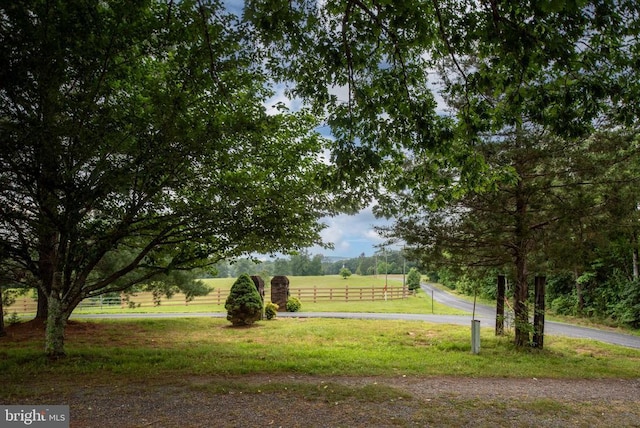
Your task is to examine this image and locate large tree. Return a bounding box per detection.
[385,131,571,344]
[246,0,640,346]
[0,0,336,357]
[246,0,640,196]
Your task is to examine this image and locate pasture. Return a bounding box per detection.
[5,275,464,316]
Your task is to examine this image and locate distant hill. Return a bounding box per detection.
[321,255,352,263]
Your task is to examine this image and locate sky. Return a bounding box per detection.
[265,89,401,260]
[308,207,396,259]
[257,78,391,259]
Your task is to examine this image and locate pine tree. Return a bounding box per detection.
[225,274,264,326]
[406,268,422,292]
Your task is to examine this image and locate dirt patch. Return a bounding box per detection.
[3,319,112,337]
[5,375,639,427]
[2,318,46,341]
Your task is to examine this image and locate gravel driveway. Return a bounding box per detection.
[16,375,639,427]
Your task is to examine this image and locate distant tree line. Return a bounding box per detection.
[212,250,417,278]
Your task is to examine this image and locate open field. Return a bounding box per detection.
[5,275,465,316]
[1,317,639,427]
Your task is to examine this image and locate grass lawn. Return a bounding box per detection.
[3,317,639,426]
[2,317,639,389]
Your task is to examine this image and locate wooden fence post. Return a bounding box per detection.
[496,274,506,336]
[533,276,546,349]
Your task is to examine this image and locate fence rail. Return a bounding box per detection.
[289,286,408,303]
[4,285,409,314]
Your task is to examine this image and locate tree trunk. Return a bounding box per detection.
[513,254,530,347]
[495,274,505,336]
[0,286,5,337]
[532,276,546,349]
[37,227,58,320]
[45,273,67,359]
[632,232,639,280]
[574,268,584,314]
[512,172,531,348]
[36,287,48,320]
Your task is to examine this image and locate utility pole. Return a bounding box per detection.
[384,247,388,288]
[375,253,378,278]
[402,247,406,288]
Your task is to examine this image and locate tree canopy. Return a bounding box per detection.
[4,0,640,355]
[0,0,336,357]
[246,0,640,207]
[245,0,640,345]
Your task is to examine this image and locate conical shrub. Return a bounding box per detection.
[225,274,264,326]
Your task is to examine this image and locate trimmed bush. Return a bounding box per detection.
[265,302,279,320]
[286,296,302,312]
[225,274,264,326]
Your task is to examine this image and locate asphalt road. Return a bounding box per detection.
[420,282,640,350]
[71,283,640,349]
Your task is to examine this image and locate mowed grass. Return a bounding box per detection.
[2,317,639,400]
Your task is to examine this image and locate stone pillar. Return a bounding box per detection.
[250,275,265,302]
[271,276,290,311]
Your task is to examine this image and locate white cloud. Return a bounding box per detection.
[264,83,305,114]
[308,205,400,258]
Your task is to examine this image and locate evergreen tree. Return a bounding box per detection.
[225,274,263,326]
[273,258,292,276]
[406,268,422,292]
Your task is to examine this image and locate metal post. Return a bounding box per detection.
[471,320,481,354]
[471,289,480,354]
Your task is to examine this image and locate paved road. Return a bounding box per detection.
[420,282,640,350]
[71,284,640,349]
